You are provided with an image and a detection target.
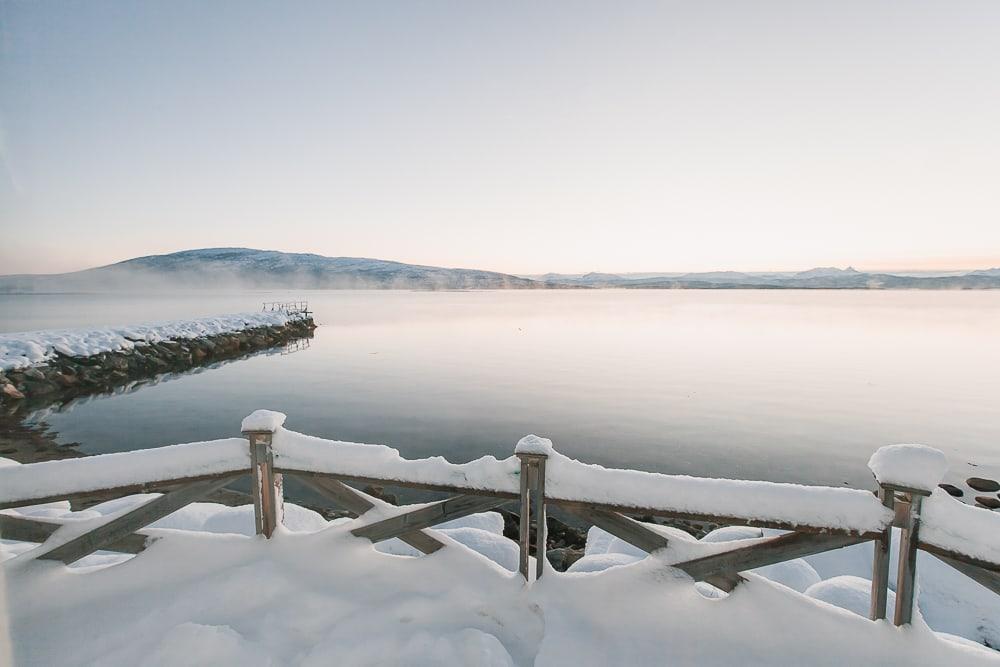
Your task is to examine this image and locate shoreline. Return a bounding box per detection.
[0,316,316,406]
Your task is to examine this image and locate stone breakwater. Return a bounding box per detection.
[0,318,315,405]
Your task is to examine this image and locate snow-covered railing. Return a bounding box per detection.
[261,301,311,320]
[1,411,997,630]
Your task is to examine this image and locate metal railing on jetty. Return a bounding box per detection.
[262,301,312,320]
[0,413,997,630]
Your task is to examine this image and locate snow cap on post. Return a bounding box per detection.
[867,444,948,494]
[241,409,287,434]
[515,434,554,457]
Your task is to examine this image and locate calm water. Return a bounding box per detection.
[2,290,999,492]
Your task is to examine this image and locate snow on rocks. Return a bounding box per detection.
[3,495,999,663]
[806,575,896,617]
[241,409,287,433]
[0,312,292,371]
[867,444,949,492]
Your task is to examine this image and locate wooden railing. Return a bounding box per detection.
[261,301,312,319]
[1,414,997,630]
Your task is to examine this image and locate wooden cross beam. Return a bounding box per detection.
[564,504,741,591]
[672,531,866,591]
[351,494,508,545]
[0,514,148,555]
[928,553,1000,596]
[34,474,240,565]
[568,506,670,553]
[293,474,445,554]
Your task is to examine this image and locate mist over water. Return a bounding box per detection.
[3,290,999,494]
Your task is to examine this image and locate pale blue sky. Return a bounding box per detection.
[1,1,999,274]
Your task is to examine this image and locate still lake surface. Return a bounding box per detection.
[2,290,999,494]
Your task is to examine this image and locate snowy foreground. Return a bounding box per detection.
[3,493,998,665]
[0,312,292,371]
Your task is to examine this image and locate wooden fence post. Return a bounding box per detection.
[243,426,283,538]
[517,451,548,581]
[893,489,928,626]
[869,484,895,620]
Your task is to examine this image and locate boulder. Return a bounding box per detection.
[967,477,1000,493]
[974,496,1000,510]
[2,383,25,400]
[938,483,964,498]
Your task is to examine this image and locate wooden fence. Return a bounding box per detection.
[261,301,312,319]
[1,417,997,630]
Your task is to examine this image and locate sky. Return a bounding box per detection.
[1,1,999,275]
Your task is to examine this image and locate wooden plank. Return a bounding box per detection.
[673,532,866,589]
[917,541,1000,575]
[568,506,670,554]
[0,471,248,511]
[0,514,149,554]
[277,468,519,501]
[35,475,240,565]
[294,475,444,554]
[566,505,741,591]
[549,499,882,539]
[870,486,895,620]
[277,468,886,538]
[929,553,1000,596]
[893,495,922,626]
[518,458,531,579]
[534,457,547,580]
[352,495,508,544]
[249,434,282,538]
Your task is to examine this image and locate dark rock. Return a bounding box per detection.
[54,373,79,388]
[967,477,1000,493]
[547,547,585,572]
[361,485,398,505]
[21,380,57,395]
[22,367,46,381]
[938,483,964,497]
[974,496,1000,509]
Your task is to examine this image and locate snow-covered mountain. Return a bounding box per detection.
[3,250,999,291]
[0,248,547,291]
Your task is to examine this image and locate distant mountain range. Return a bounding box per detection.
[1,249,998,291]
[528,266,1000,289]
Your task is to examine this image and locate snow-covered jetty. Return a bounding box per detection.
[1,412,998,663]
[0,309,315,403]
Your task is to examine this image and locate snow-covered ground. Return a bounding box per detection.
[0,312,292,370]
[2,492,998,665]
[2,425,998,664]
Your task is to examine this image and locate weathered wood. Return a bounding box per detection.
[870,486,895,620]
[351,494,507,544]
[929,553,1000,596]
[277,468,520,502]
[516,453,548,581]
[567,506,741,591]
[549,500,882,539]
[35,475,240,564]
[0,514,148,554]
[916,541,1000,575]
[568,506,670,554]
[248,432,282,538]
[518,457,532,579]
[893,494,922,626]
[0,472,247,512]
[673,531,866,591]
[294,474,444,554]
[278,468,884,538]
[534,457,547,580]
